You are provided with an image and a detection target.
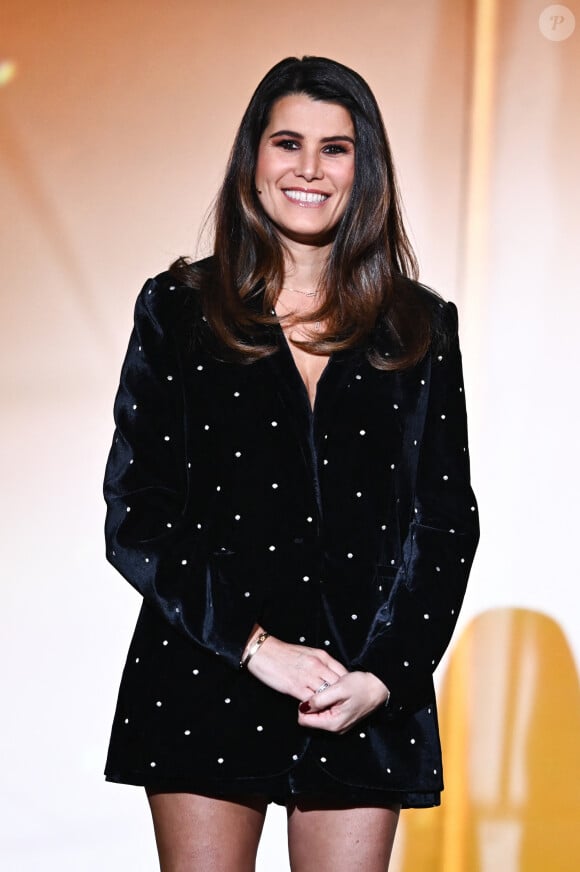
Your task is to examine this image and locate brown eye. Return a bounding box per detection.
[275,139,300,150]
[323,144,349,155]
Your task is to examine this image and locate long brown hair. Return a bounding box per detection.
[172,56,434,370]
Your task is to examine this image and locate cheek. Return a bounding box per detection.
[335,169,355,208]
[343,164,356,195]
[329,160,355,200]
[255,147,278,186]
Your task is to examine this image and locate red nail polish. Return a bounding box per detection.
[299,701,311,713]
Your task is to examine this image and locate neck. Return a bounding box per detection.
[282,239,331,293]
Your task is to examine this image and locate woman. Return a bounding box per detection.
[104,56,479,871]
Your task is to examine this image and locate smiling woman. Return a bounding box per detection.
[176,56,429,372]
[255,96,355,247]
[103,56,479,871]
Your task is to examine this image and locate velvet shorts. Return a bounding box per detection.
[131,749,440,809]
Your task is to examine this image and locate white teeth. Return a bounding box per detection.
[284,190,328,204]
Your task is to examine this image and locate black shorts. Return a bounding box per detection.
[139,749,439,809]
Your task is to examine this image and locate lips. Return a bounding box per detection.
[283,189,330,205]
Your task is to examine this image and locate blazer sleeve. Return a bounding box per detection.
[103,275,258,669]
[352,302,479,714]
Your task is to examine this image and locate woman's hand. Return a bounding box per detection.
[246,634,348,701]
[297,671,390,734]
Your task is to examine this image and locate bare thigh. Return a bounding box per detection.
[287,799,400,872]
[146,790,268,872]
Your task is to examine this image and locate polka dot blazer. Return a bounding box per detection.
[103,261,479,806]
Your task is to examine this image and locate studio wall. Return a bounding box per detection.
[1,1,579,869]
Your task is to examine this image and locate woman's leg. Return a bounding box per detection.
[146,790,268,872]
[287,799,400,872]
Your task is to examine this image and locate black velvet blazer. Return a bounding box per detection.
[104,263,479,805]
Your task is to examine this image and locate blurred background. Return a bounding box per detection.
[1,0,579,869]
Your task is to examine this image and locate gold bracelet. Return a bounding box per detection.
[240,631,270,670]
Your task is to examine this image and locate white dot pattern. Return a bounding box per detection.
[105,281,477,799]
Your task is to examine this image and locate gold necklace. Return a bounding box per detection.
[281,286,317,298]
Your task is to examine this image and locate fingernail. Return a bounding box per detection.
[299,701,311,713]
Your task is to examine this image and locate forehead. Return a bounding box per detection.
[263,94,354,137]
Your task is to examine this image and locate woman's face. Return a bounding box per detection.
[255,94,356,248]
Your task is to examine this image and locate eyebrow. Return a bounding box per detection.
[268,129,355,145]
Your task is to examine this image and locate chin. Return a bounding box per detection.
[278,223,339,247]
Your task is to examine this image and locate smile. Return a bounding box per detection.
[283,189,329,205]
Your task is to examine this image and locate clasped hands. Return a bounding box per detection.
[245,632,389,735]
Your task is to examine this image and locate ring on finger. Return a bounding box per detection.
[316,681,330,694]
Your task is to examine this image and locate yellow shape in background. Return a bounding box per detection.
[0,60,17,87]
[399,609,580,872]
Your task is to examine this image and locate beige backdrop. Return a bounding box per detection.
[1,1,579,869]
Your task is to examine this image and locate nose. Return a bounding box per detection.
[295,146,323,181]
